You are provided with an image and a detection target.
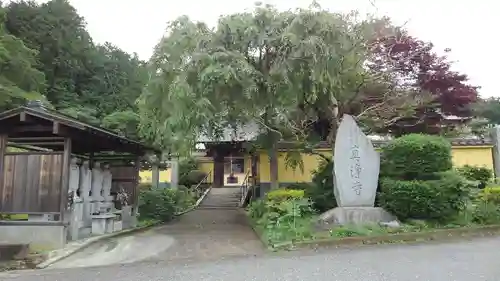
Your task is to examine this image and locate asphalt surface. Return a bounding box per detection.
[48,208,265,269]
[2,237,500,281]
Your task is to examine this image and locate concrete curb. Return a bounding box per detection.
[271,224,500,250]
[36,187,213,269]
[36,223,159,269]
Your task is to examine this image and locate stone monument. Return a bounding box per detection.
[79,161,92,201]
[79,160,93,234]
[68,157,81,240]
[90,162,104,214]
[318,114,397,226]
[100,163,114,213]
[68,157,81,201]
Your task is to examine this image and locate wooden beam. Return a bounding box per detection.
[0,135,7,198]
[52,121,60,134]
[5,125,54,133]
[59,138,72,223]
[8,137,65,142]
[9,141,64,146]
[134,155,141,206]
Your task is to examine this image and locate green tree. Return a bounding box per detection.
[474,97,500,125]
[0,2,45,109]
[139,5,304,189]
[4,0,92,108]
[138,3,400,189]
[4,0,148,140]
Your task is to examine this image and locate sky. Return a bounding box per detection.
[33,0,497,97]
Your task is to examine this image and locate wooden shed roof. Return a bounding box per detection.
[0,105,160,155]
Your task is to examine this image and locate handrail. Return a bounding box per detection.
[239,169,251,207]
[193,170,211,199]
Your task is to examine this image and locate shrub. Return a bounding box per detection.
[309,160,337,212]
[248,199,267,220]
[266,189,305,202]
[457,165,492,188]
[286,181,336,213]
[378,171,471,221]
[478,186,500,204]
[249,194,316,244]
[380,134,452,180]
[178,157,200,187]
[472,201,500,225]
[139,187,195,222]
[180,170,207,188]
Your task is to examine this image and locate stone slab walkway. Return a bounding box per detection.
[47,208,264,269]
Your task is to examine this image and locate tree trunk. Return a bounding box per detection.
[269,141,279,190]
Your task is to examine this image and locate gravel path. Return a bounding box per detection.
[2,237,500,281]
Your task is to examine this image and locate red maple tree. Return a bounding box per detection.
[366,27,479,135]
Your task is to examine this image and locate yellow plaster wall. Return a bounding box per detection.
[139,169,171,183]
[258,149,331,183]
[186,145,494,185]
[258,145,494,183]
[451,146,494,169]
[198,160,214,182]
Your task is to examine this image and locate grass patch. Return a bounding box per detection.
[247,210,500,250]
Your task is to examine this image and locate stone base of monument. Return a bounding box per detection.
[78,226,91,239]
[91,214,116,235]
[317,207,398,227]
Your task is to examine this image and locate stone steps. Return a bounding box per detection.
[199,187,242,209]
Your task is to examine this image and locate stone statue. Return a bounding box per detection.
[102,164,113,202]
[79,160,92,201]
[68,157,80,199]
[91,162,104,202]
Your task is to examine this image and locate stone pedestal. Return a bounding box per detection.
[28,214,55,222]
[69,199,84,241]
[82,201,92,227]
[121,206,134,229]
[91,214,116,235]
[317,207,397,226]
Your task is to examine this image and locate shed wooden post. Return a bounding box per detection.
[59,138,72,222]
[134,156,141,204]
[0,135,7,195]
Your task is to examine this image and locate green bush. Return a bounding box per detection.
[249,189,315,223]
[457,165,492,188]
[308,160,337,213]
[472,201,500,225]
[282,160,338,213]
[178,157,200,187]
[248,194,316,244]
[478,186,500,204]
[266,189,305,202]
[378,171,471,221]
[181,170,207,188]
[139,187,195,222]
[380,134,452,180]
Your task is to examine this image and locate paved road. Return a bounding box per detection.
[2,237,500,281]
